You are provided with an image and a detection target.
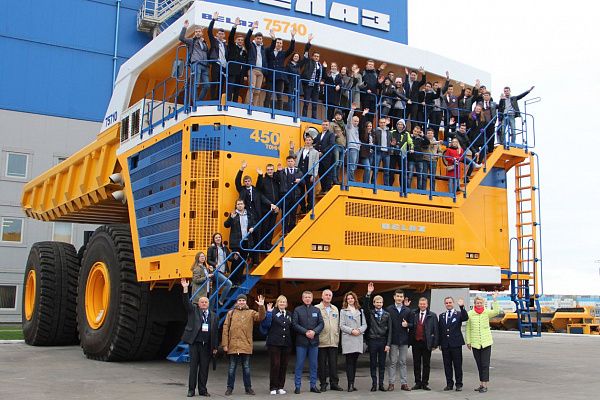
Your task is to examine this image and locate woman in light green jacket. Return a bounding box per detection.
[466,291,499,393]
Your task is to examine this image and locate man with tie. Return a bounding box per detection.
[479,92,497,154]
[364,282,392,392]
[313,120,336,194]
[438,297,468,391]
[410,297,438,391]
[181,278,219,397]
[290,133,320,213]
[385,289,413,391]
[276,156,303,232]
[207,12,229,100]
[236,160,278,223]
[224,199,256,283]
[179,20,210,103]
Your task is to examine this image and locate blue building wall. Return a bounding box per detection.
[0,0,150,122]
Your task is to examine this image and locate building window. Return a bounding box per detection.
[1,217,24,243]
[0,285,17,309]
[5,152,28,178]
[53,222,73,244]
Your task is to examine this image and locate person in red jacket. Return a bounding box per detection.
[444,138,464,193]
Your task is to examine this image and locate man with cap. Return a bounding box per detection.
[181,278,219,397]
[222,293,266,396]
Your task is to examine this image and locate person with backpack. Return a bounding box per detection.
[340,291,367,392]
[261,296,293,395]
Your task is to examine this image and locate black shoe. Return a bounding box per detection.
[370,385,377,392]
[320,384,328,392]
[330,384,344,391]
[443,386,453,391]
[455,385,463,392]
[294,388,301,394]
[199,392,211,397]
[245,388,256,395]
[475,386,484,392]
[422,385,431,391]
[225,388,233,396]
[310,387,321,393]
[412,384,422,390]
[479,387,488,393]
[188,390,195,397]
[378,385,387,392]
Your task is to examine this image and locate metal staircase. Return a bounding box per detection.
[137,0,194,35]
[509,152,543,337]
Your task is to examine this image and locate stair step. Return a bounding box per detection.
[516,222,534,227]
[517,210,532,214]
[516,174,531,178]
[515,186,533,191]
[515,162,531,168]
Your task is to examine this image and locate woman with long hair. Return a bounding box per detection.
[190,251,212,304]
[340,291,367,391]
[339,66,353,110]
[466,291,500,393]
[467,104,487,163]
[359,120,375,184]
[207,232,233,305]
[263,295,293,394]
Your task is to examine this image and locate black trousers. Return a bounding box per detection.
[345,352,360,385]
[189,342,211,393]
[281,194,298,233]
[298,176,315,210]
[319,157,334,192]
[368,338,387,385]
[228,72,244,102]
[472,345,492,382]
[210,64,226,100]
[407,103,420,127]
[429,110,443,137]
[441,346,463,387]
[411,340,432,385]
[260,212,277,250]
[302,83,320,119]
[317,346,339,386]
[389,154,404,188]
[268,345,290,390]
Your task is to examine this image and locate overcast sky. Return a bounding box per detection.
[409,0,600,295]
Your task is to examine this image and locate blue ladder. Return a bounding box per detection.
[510,276,541,338]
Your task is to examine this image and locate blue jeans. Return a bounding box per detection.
[227,354,252,390]
[373,152,391,186]
[359,154,373,183]
[425,159,438,191]
[192,63,209,103]
[294,345,318,388]
[214,271,233,302]
[417,160,428,190]
[407,160,424,190]
[333,146,344,184]
[347,148,359,182]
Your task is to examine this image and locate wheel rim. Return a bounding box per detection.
[24,270,36,321]
[85,262,110,329]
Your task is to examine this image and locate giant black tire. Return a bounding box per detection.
[76,224,168,361]
[22,242,80,346]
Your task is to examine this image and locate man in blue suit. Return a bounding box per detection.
[438,297,468,392]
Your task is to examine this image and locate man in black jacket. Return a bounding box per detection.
[360,60,385,120]
[235,161,278,223]
[224,199,256,283]
[265,28,296,110]
[292,291,325,393]
[498,85,535,146]
[276,156,303,232]
[207,12,229,100]
[385,289,414,391]
[313,120,336,193]
[227,17,248,102]
[256,163,280,250]
[299,35,322,120]
[438,296,468,391]
[403,66,426,128]
[410,297,438,391]
[364,283,392,392]
[245,21,268,106]
[181,278,219,397]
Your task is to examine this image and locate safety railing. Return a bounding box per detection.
[239,144,346,254]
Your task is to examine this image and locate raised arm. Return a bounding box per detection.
[228,17,240,50]
[207,13,217,46]
[179,20,193,46]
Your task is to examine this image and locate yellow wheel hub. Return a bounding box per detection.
[85,262,110,329]
[24,270,36,321]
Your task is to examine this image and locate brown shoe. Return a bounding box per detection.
[401,384,412,391]
[387,384,394,392]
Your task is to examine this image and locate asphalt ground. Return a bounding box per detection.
[0,331,598,400]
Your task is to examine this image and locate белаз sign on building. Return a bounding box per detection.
[209,0,408,43]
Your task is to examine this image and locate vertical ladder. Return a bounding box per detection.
[512,152,542,337]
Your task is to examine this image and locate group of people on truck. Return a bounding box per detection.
[180,13,535,194]
[181,279,500,397]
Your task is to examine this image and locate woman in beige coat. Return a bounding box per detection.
[340,291,367,392]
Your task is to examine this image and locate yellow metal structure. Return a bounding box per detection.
[24,270,36,321]
[85,262,111,330]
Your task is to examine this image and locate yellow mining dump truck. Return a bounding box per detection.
[20,1,543,360]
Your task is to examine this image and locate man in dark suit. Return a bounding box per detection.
[438,296,468,391]
[323,62,343,120]
[313,120,336,193]
[385,289,414,391]
[265,28,295,110]
[224,199,257,282]
[235,160,278,223]
[207,12,229,100]
[245,21,268,106]
[181,278,219,397]
[403,66,426,128]
[410,297,438,391]
[256,163,280,250]
[292,291,325,394]
[276,156,303,233]
[440,71,459,125]
[227,17,248,102]
[299,35,323,119]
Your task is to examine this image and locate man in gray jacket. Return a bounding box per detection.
[346,103,370,182]
[179,20,210,103]
[290,132,319,213]
[316,289,343,392]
